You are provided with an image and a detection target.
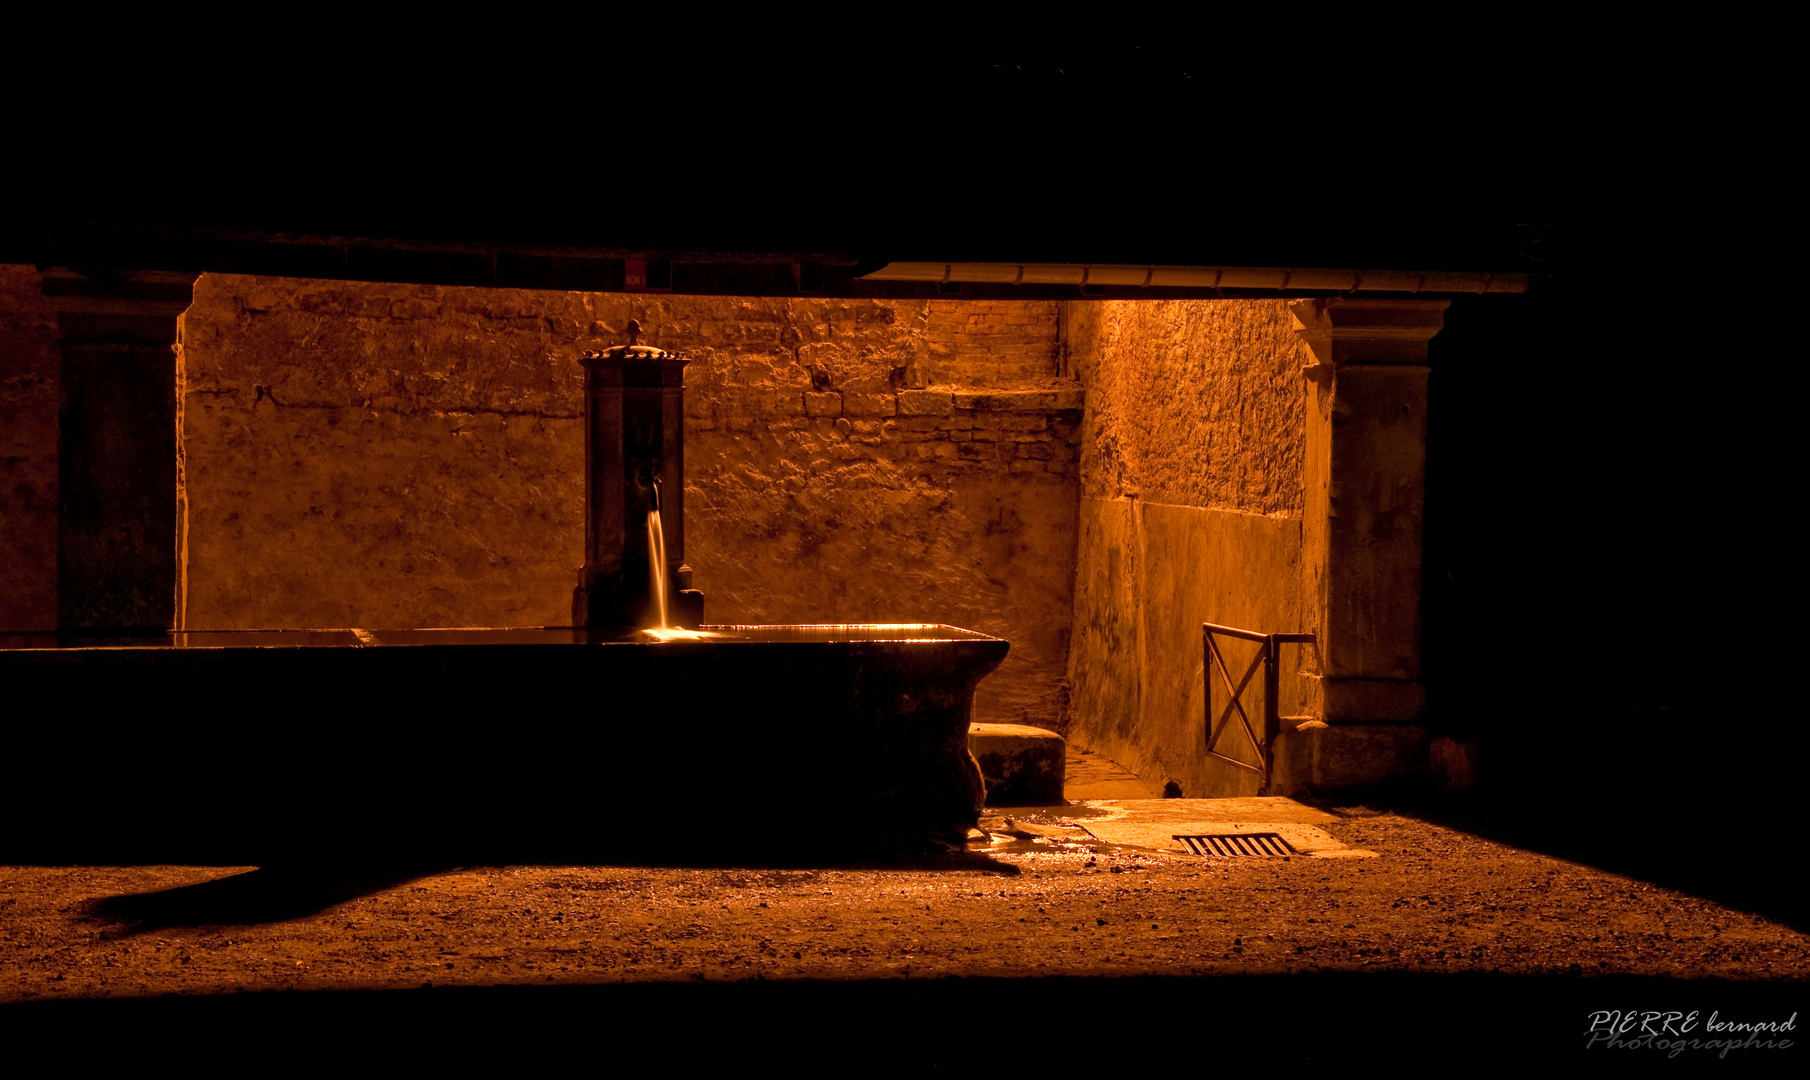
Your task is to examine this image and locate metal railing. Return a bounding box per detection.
[1203,623,1316,795]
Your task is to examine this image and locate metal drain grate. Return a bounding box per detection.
[1174,833,1297,857]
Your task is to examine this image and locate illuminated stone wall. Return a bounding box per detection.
[173,276,1078,726]
[7,267,1315,747]
[178,276,590,631]
[1063,299,1310,796]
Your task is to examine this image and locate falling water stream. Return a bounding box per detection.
[641,482,714,641]
[647,507,669,631]
[642,505,711,640]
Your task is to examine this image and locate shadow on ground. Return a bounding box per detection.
[81,842,1020,931]
[92,865,438,934]
[1370,789,1807,934]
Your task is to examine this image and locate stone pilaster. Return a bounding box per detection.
[1281,297,1447,788]
[41,269,196,631]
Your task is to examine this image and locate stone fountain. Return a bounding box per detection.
[570,321,704,632]
[0,323,1008,863]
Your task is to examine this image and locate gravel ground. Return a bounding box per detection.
[7,812,1806,993]
[4,806,1807,1059]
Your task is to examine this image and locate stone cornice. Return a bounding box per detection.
[1290,297,1450,367]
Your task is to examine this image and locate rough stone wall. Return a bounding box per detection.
[177,279,1076,725]
[1063,299,1310,796]
[1071,300,1303,514]
[180,276,589,631]
[0,266,59,632]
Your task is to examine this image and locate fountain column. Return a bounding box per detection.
[572,321,704,631]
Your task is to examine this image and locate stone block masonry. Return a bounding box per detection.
[166,278,1079,728]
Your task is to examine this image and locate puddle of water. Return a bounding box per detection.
[992,804,1115,824]
[967,834,1102,856]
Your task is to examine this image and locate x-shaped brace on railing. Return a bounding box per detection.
[1205,633,1267,773]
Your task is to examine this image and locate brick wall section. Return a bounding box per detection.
[169,281,1079,727]
[922,299,1060,388]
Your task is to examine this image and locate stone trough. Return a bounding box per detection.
[0,623,1006,862]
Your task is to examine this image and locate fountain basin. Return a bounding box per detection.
[0,625,1007,861]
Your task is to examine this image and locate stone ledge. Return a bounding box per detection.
[952,388,1085,413]
[897,389,953,416]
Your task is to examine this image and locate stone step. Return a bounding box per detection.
[967,723,1066,806]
